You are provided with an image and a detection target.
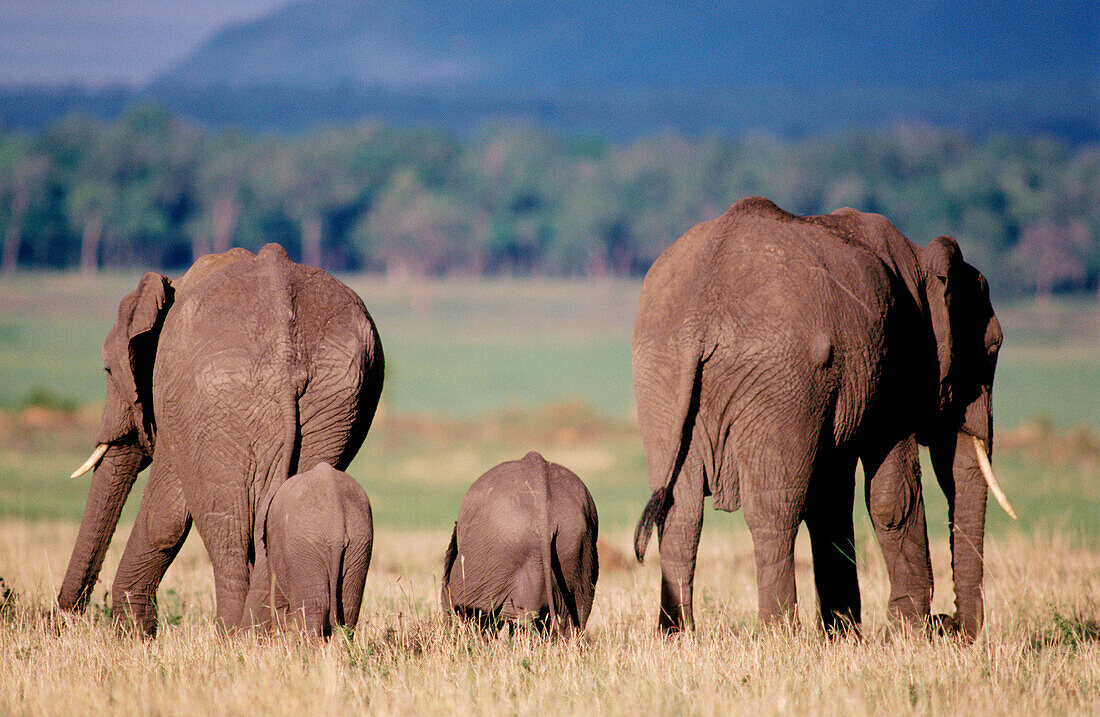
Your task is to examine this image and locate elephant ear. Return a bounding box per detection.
[107,272,172,452]
[921,236,959,413]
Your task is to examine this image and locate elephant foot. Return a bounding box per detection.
[820,613,862,640]
[111,592,158,637]
[113,612,157,638]
[43,605,71,637]
[931,612,980,643]
[931,613,959,635]
[658,608,693,635]
[659,624,690,637]
[658,582,695,634]
[881,609,940,642]
[758,610,801,638]
[886,593,932,638]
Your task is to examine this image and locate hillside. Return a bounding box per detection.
[139,0,1096,137]
[153,0,1094,90]
[0,1,1095,137]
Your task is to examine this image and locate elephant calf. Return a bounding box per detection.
[441,452,599,637]
[261,462,373,638]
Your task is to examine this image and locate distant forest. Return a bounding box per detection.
[1,104,1097,297]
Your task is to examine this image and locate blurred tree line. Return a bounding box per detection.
[1,103,1097,297]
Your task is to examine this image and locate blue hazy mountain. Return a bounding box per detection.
[7,0,1098,137]
[151,0,1095,90]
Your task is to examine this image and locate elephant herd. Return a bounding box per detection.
[58,197,1013,642]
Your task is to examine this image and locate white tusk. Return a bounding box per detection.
[972,436,1017,520]
[70,444,109,479]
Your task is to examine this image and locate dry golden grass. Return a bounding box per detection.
[2,405,1098,715]
[1,520,1097,716]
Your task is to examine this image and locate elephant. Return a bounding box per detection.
[632,197,1012,639]
[441,451,599,637]
[259,462,373,638]
[58,244,384,636]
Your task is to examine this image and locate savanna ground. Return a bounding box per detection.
[0,274,1098,715]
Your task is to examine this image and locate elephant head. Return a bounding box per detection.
[920,236,1010,639]
[58,271,173,611]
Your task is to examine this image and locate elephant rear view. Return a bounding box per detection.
[441,452,599,637]
[59,244,384,636]
[263,462,373,638]
[632,197,1008,639]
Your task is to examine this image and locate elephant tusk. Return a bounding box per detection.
[972,436,1017,520]
[70,444,109,479]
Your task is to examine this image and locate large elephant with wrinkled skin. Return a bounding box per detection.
[59,244,384,636]
[259,462,373,638]
[633,197,1011,640]
[441,452,599,637]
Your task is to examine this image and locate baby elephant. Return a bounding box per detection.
[442,451,599,637]
[264,462,373,637]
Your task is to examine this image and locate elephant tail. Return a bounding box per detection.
[530,452,561,634]
[634,486,671,563]
[440,523,459,612]
[633,342,704,563]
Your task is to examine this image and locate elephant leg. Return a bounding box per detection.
[930,432,989,640]
[340,574,361,631]
[282,563,332,638]
[111,460,191,637]
[737,403,822,627]
[804,454,861,634]
[656,451,704,633]
[207,542,252,631]
[572,533,599,630]
[239,551,273,631]
[190,485,253,631]
[295,597,329,638]
[341,543,371,630]
[863,436,933,627]
[743,484,803,626]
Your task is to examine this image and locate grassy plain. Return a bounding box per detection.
[0,274,1098,715]
[3,273,1099,425]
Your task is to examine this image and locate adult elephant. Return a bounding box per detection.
[633,197,1012,640]
[58,244,384,636]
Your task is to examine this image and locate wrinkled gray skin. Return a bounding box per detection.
[260,462,373,638]
[441,452,599,637]
[58,244,384,636]
[634,197,1001,640]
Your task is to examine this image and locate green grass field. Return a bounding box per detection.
[1,274,1098,715]
[2,273,1097,533]
[3,273,1099,425]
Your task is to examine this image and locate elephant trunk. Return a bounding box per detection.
[930,430,989,640]
[57,442,147,612]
